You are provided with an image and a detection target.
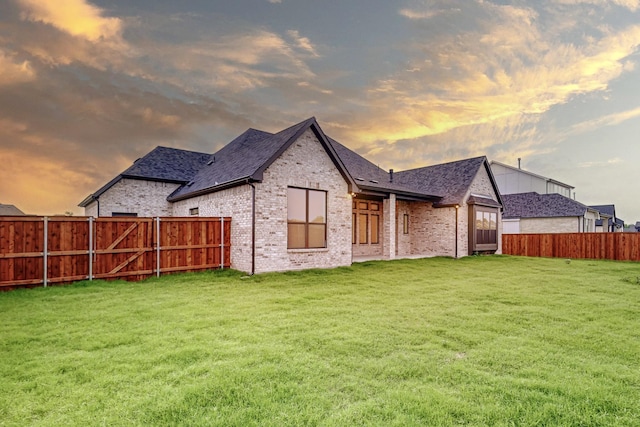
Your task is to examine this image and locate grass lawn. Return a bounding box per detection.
[1,256,639,426]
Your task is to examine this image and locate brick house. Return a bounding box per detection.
[80,118,503,274]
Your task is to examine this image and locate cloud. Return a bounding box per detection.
[338,1,640,163]
[398,7,459,20]
[268,0,282,3]
[17,0,123,42]
[553,0,640,11]
[0,49,35,85]
[569,106,640,135]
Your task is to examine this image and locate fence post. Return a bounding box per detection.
[43,217,48,288]
[156,217,161,277]
[88,217,93,281]
[220,217,224,269]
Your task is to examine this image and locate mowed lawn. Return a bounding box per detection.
[1,256,639,426]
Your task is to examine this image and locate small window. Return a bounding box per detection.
[189,207,199,216]
[472,207,498,251]
[403,214,409,234]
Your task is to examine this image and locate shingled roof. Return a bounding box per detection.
[79,146,210,207]
[502,192,592,219]
[393,156,501,207]
[168,117,356,201]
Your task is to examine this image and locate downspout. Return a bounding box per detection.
[455,205,459,259]
[249,181,256,275]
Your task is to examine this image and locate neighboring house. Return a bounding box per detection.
[80,117,503,274]
[636,222,640,232]
[490,160,574,197]
[0,203,26,215]
[502,192,602,234]
[589,204,624,232]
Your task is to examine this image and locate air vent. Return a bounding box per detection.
[186,181,194,186]
[355,177,365,182]
[369,180,379,184]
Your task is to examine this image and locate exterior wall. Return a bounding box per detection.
[84,201,98,218]
[502,219,521,234]
[520,217,581,233]
[383,194,396,259]
[253,128,351,273]
[492,163,546,195]
[172,185,253,274]
[395,201,458,258]
[86,178,180,217]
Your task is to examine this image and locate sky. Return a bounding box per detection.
[1,0,640,222]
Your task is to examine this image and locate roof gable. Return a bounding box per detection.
[168,118,356,201]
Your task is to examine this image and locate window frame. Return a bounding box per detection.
[287,187,327,249]
[469,205,499,253]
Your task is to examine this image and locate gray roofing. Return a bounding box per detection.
[81,117,502,208]
[326,138,441,199]
[502,192,590,219]
[168,117,355,201]
[0,203,25,215]
[79,146,210,206]
[589,204,615,227]
[394,156,497,206]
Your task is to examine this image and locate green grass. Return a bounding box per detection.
[1,256,639,426]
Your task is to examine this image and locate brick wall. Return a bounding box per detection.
[173,128,351,274]
[254,129,351,273]
[520,217,581,233]
[84,178,180,217]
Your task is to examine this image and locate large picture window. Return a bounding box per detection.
[287,187,327,249]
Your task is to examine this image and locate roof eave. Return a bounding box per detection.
[167,176,257,202]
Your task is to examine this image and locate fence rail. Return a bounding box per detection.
[502,232,640,261]
[0,216,231,289]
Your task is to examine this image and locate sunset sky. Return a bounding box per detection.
[1,0,640,222]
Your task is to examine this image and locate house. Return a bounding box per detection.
[490,160,574,198]
[502,192,602,233]
[80,118,503,274]
[589,204,624,232]
[0,203,26,215]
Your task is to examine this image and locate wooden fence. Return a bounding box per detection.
[502,233,640,261]
[0,216,231,289]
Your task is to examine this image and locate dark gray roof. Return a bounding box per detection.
[326,138,441,200]
[81,117,503,209]
[168,117,357,201]
[589,204,615,227]
[79,146,210,206]
[394,156,499,206]
[0,203,25,215]
[502,192,590,219]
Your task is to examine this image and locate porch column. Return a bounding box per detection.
[384,193,396,259]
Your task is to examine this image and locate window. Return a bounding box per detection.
[287,187,326,249]
[359,213,368,244]
[471,206,498,252]
[371,215,380,244]
[189,207,199,216]
[403,214,409,234]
